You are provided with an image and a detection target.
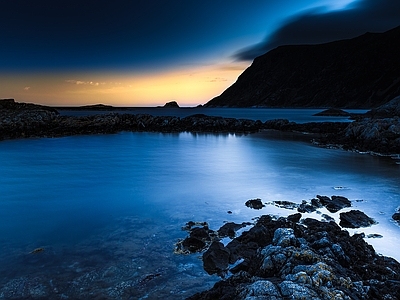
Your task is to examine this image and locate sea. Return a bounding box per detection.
[0,108,399,299]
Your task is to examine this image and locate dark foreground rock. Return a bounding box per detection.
[339,210,377,228]
[185,214,400,300]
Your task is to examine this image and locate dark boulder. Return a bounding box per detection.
[339,210,376,228]
[317,195,351,213]
[202,241,230,276]
[392,211,400,224]
[245,198,264,210]
[217,222,247,239]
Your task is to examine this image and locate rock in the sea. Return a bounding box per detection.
[162,101,179,108]
[313,108,351,117]
[392,211,400,224]
[339,210,376,228]
[317,195,351,213]
[202,241,230,276]
[245,198,265,210]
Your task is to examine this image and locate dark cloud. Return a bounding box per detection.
[236,0,400,60]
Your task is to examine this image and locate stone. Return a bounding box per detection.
[245,198,265,210]
[202,241,230,276]
[339,210,376,228]
[317,195,351,213]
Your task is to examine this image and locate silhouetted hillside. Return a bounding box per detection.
[206,26,400,108]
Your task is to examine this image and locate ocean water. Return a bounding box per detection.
[58,107,368,123]
[0,129,399,299]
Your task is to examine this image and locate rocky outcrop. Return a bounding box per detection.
[338,116,400,154]
[162,101,179,108]
[205,26,400,108]
[339,210,377,228]
[366,95,400,118]
[185,213,400,300]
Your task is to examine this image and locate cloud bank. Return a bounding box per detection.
[236,0,400,60]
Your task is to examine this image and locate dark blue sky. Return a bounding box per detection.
[1,0,399,106]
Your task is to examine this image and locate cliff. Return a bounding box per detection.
[205,26,400,108]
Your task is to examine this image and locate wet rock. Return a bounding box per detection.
[202,241,230,276]
[317,195,351,213]
[287,213,302,223]
[272,200,298,210]
[392,210,400,224]
[339,210,376,228]
[245,198,264,210]
[217,222,247,239]
[297,200,317,213]
[175,222,216,254]
[186,207,400,299]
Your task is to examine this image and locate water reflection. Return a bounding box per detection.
[0,131,399,298]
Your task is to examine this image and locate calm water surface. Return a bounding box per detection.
[58,107,368,123]
[0,130,399,299]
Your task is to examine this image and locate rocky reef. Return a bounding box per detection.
[177,196,400,300]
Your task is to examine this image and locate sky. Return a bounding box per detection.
[1,0,399,107]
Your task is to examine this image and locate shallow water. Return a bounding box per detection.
[0,131,399,299]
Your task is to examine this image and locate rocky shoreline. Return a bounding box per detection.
[1,99,400,156]
[177,196,400,299]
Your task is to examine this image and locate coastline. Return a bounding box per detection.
[1,99,399,156]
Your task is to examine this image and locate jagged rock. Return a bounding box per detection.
[245,198,264,210]
[273,200,298,210]
[339,210,376,228]
[367,95,400,118]
[316,195,351,213]
[217,222,247,239]
[187,213,400,300]
[202,241,230,276]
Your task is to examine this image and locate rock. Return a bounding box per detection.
[313,108,351,117]
[162,101,179,108]
[217,222,247,239]
[175,222,216,254]
[297,200,317,213]
[392,211,400,224]
[367,95,400,118]
[272,200,298,210]
[245,198,264,210]
[202,241,230,276]
[339,210,376,228]
[185,205,400,300]
[316,195,351,213]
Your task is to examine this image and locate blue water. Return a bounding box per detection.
[0,129,399,298]
[58,107,368,123]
